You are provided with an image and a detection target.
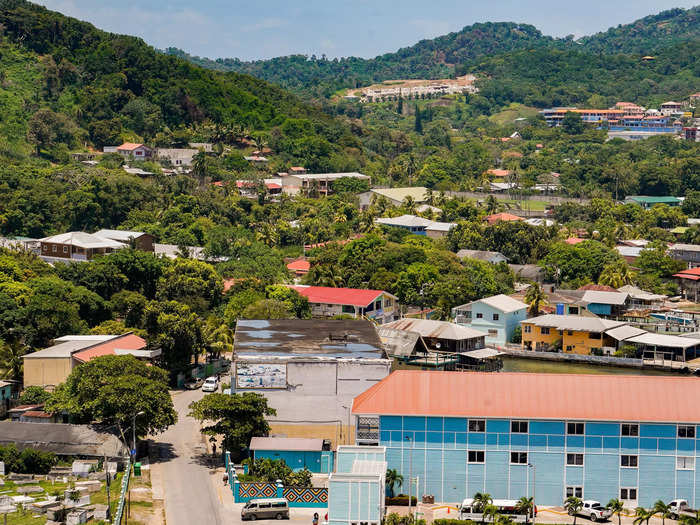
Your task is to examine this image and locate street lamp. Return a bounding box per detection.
[405,435,413,519]
[527,463,536,524]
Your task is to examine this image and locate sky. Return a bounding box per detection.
[39,0,698,61]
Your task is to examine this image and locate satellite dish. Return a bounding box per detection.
[435,342,441,349]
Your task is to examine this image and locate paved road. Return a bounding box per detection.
[153,388,229,525]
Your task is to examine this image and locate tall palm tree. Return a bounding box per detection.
[516,497,534,524]
[402,196,417,215]
[385,469,403,498]
[634,508,653,525]
[474,492,493,525]
[0,337,30,381]
[607,498,624,525]
[653,500,672,525]
[525,283,548,316]
[565,496,583,525]
[483,504,500,524]
[599,260,634,288]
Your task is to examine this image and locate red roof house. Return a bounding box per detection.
[286,259,311,276]
[485,212,525,225]
[289,285,398,323]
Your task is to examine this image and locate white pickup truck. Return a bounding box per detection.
[669,499,696,520]
[574,501,613,522]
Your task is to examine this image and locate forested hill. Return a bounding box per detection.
[578,6,700,54]
[165,22,556,97]
[165,6,700,98]
[0,0,358,157]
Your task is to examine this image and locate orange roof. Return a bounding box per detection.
[22,411,53,418]
[287,259,310,273]
[352,370,700,423]
[290,167,305,171]
[117,143,145,151]
[565,237,585,245]
[486,169,512,177]
[72,334,146,363]
[485,212,524,225]
[674,268,700,281]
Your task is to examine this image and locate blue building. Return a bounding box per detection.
[452,294,528,346]
[352,370,700,507]
[328,446,386,525]
[249,437,334,474]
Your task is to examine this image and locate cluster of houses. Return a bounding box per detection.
[540,96,700,140]
[344,74,478,103]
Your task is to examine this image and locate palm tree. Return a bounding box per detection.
[681,511,700,525]
[599,260,634,288]
[0,337,30,381]
[524,283,548,316]
[402,196,417,215]
[516,497,534,524]
[252,133,268,153]
[483,504,500,524]
[634,508,653,525]
[192,151,208,183]
[653,500,672,525]
[565,497,584,525]
[385,469,403,498]
[607,498,625,525]
[496,516,515,525]
[474,493,493,525]
[486,195,500,214]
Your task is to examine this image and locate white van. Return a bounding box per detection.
[241,498,290,521]
[459,498,528,523]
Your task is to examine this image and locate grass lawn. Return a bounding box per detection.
[462,197,549,211]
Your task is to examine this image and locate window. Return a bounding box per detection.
[621,455,638,468]
[524,325,532,334]
[566,453,584,466]
[469,420,485,433]
[621,424,639,437]
[567,422,585,435]
[589,332,602,340]
[569,307,579,314]
[566,346,573,351]
[62,246,68,253]
[492,313,500,321]
[468,450,485,463]
[541,327,550,335]
[42,245,48,251]
[52,245,57,252]
[488,330,498,336]
[567,330,574,336]
[510,452,528,464]
[476,313,483,319]
[677,457,695,470]
[678,425,696,438]
[375,300,382,310]
[342,305,355,314]
[566,486,583,499]
[620,488,637,501]
[511,421,528,433]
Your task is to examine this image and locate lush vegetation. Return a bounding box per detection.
[0,443,56,474]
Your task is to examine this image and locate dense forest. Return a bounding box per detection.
[165,7,700,100]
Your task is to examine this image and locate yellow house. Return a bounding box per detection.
[521,314,627,355]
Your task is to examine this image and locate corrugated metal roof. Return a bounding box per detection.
[383,319,486,341]
[581,291,628,305]
[477,294,527,313]
[249,437,323,452]
[39,232,126,250]
[72,334,147,363]
[290,285,390,307]
[352,370,700,423]
[377,327,420,358]
[24,336,120,359]
[370,187,428,203]
[626,332,700,349]
[523,314,626,333]
[351,460,387,475]
[456,250,507,262]
[375,215,434,228]
[94,229,147,241]
[460,348,504,359]
[0,422,128,457]
[605,325,647,341]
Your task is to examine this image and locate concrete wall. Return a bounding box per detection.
[235,357,391,449]
[23,357,73,388]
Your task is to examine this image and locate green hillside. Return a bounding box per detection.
[165,22,555,97]
[579,6,700,54]
[166,6,700,103]
[0,0,360,165]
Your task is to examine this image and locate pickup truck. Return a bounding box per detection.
[574,501,613,522]
[669,499,696,520]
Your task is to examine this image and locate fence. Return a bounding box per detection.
[113,458,132,524]
[225,452,328,508]
[501,347,644,368]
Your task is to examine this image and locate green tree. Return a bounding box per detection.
[607,498,625,525]
[188,392,276,460]
[473,492,493,513]
[565,497,584,525]
[653,500,672,525]
[46,355,176,437]
[143,300,205,371]
[516,497,534,524]
[241,299,294,319]
[265,285,311,318]
[414,105,423,134]
[17,385,51,404]
[598,260,634,288]
[562,112,584,134]
[524,283,548,316]
[156,259,223,313]
[634,508,654,525]
[0,336,30,381]
[386,468,404,498]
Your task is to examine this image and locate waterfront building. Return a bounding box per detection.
[452,295,528,346]
[351,370,700,507]
[521,314,626,354]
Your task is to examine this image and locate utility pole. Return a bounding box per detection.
[405,435,413,519]
[528,463,536,524]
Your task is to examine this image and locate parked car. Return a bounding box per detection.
[184,377,203,390]
[241,498,289,520]
[202,376,219,392]
[669,499,696,520]
[574,501,612,522]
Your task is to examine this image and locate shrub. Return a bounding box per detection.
[385,495,418,506]
[0,444,57,474]
[18,386,52,405]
